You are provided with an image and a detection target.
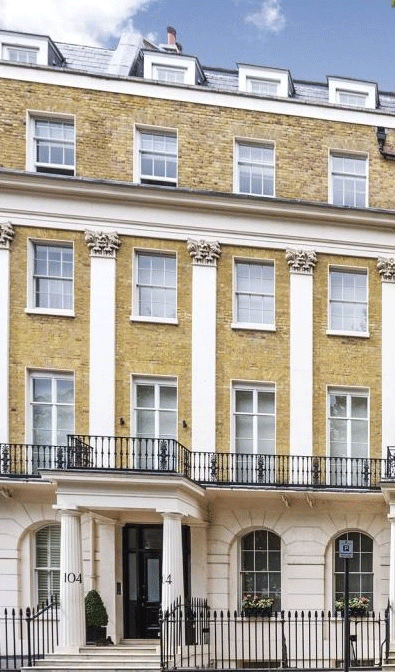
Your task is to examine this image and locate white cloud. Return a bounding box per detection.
[0,0,157,46]
[245,0,286,33]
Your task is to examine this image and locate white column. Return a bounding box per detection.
[187,240,221,453]
[0,223,14,444]
[378,258,395,458]
[286,249,317,464]
[85,230,121,466]
[59,509,85,652]
[160,512,184,610]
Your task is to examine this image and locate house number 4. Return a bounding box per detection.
[64,572,82,583]
[162,574,172,584]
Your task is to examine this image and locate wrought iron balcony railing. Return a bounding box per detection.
[0,436,389,490]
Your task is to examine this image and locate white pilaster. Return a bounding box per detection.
[160,512,184,610]
[190,522,208,599]
[0,223,14,443]
[378,258,395,458]
[85,231,120,460]
[187,239,221,453]
[97,521,117,643]
[286,249,317,460]
[59,510,85,652]
[388,511,395,651]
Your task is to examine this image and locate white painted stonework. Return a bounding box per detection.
[59,510,85,652]
[188,239,221,453]
[287,249,316,459]
[0,222,14,443]
[379,259,395,457]
[87,230,120,454]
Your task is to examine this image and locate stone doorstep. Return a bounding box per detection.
[20,643,161,672]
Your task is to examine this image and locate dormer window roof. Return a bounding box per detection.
[238,63,294,98]
[142,50,205,86]
[0,29,63,67]
[327,76,378,109]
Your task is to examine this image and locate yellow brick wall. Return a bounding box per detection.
[1,78,395,209]
[115,236,192,447]
[313,254,382,458]
[9,227,90,443]
[216,246,290,455]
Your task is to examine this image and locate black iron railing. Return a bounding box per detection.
[0,436,389,490]
[0,598,59,670]
[160,600,390,670]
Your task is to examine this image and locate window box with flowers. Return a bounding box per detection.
[242,595,275,618]
[335,596,370,617]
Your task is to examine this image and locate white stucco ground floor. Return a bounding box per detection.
[2,471,395,656]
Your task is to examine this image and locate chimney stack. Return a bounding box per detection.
[167,26,177,46]
[163,26,182,54]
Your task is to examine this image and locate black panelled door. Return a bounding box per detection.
[123,525,162,639]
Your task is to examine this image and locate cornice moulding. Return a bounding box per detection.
[2,171,395,233]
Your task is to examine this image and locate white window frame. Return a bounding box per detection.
[329,151,368,208]
[35,524,61,605]
[336,90,368,108]
[132,376,178,439]
[134,125,178,187]
[239,529,282,612]
[27,370,75,470]
[327,266,369,337]
[333,531,373,610]
[246,77,280,96]
[234,139,275,197]
[152,64,187,84]
[0,33,50,66]
[26,111,76,176]
[327,386,370,460]
[2,44,38,63]
[131,248,178,324]
[232,381,276,456]
[232,258,275,331]
[26,239,74,317]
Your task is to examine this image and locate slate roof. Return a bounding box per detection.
[42,39,395,111]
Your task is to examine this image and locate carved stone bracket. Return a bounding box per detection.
[377,256,395,283]
[85,230,121,258]
[187,239,221,266]
[0,222,15,250]
[286,248,317,275]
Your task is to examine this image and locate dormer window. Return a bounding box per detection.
[152,65,186,84]
[238,64,293,98]
[337,90,368,108]
[328,77,377,110]
[3,45,38,64]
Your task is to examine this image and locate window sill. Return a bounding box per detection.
[130,315,178,325]
[232,323,276,332]
[326,329,369,338]
[25,308,75,317]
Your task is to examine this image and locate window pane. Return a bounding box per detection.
[136,385,155,408]
[160,386,177,410]
[235,390,253,413]
[33,378,52,402]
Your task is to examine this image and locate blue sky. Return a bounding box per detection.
[132,0,395,91]
[1,0,395,91]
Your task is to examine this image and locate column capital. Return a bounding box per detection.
[286,248,317,275]
[187,239,221,267]
[0,222,15,250]
[158,511,184,521]
[378,256,395,283]
[85,229,121,258]
[54,506,82,517]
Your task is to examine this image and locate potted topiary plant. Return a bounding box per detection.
[85,589,109,644]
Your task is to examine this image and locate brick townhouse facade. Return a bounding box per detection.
[1,24,395,670]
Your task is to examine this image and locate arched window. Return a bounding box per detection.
[35,525,60,605]
[334,531,373,608]
[240,529,281,610]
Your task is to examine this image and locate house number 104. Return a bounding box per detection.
[64,572,82,583]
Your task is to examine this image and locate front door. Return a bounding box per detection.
[123,525,162,639]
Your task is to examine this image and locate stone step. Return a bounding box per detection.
[24,667,159,672]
